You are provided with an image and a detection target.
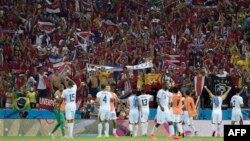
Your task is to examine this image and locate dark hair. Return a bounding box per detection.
[67,80,74,87]
[101,84,106,90]
[172,87,178,93]
[235,88,241,93]
[185,90,190,96]
[215,91,221,96]
[132,89,137,95]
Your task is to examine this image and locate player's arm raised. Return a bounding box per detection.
[204,86,214,98]
[221,86,232,101]
[65,76,76,86]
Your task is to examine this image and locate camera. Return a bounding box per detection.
[19,111,28,119]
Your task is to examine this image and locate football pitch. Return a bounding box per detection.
[0,136,223,141]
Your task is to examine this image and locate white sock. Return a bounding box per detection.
[145,122,148,135]
[129,124,133,133]
[177,123,183,134]
[67,123,71,137]
[189,124,196,133]
[151,125,158,135]
[105,122,109,136]
[212,124,215,133]
[68,123,74,138]
[169,125,174,136]
[217,124,221,135]
[141,123,145,135]
[113,128,116,134]
[98,123,103,136]
[134,124,138,136]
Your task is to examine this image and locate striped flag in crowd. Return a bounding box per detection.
[37,20,56,34]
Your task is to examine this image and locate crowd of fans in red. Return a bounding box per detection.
[0,0,250,111]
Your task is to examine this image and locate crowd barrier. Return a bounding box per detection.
[0,109,249,120]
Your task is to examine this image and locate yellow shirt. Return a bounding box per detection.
[230,54,240,65]
[27,91,37,103]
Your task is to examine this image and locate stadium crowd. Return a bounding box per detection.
[0,0,250,117]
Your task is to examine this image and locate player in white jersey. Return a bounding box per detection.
[96,84,112,138]
[150,83,174,140]
[138,90,153,136]
[204,86,231,137]
[230,88,244,125]
[61,77,77,139]
[127,89,139,137]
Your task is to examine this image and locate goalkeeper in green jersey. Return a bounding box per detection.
[49,84,66,138]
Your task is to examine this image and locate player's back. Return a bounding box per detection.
[63,85,77,105]
[138,94,152,111]
[184,96,197,117]
[212,96,222,111]
[97,91,111,111]
[172,93,183,115]
[110,92,117,112]
[157,89,171,109]
[128,95,139,111]
[231,95,243,111]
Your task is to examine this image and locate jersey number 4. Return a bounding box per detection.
[103,96,107,103]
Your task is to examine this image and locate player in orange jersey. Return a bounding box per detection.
[106,85,120,138]
[183,90,198,136]
[171,87,184,138]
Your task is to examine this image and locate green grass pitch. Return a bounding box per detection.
[0,136,223,141]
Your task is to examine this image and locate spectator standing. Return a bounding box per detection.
[27,87,37,109]
[50,69,63,94]
[88,70,99,97]
[35,68,49,102]
[5,87,13,109]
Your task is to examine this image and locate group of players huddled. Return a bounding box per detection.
[49,77,244,139]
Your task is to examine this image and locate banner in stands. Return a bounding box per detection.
[87,61,153,72]
[38,98,55,110]
[145,73,162,91]
[210,75,231,94]
[1,119,249,137]
[194,76,205,96]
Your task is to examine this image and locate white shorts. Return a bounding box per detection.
[99,109,111,121]
[129,109,139,124]
[182,111,194,125]
[212,110,222,124]
[173,114,182,123]
[140,109,149,123]
[156,107,173,124]
[110,111,117,120]
[231,109,243,122]
[65,103,76,120]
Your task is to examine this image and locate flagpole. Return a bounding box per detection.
[195,95,200,120]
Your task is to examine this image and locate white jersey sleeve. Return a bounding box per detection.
[157,89,163,99]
